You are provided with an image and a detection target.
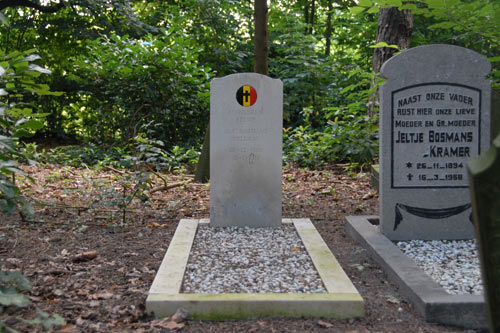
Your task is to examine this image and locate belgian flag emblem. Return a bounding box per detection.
[236,85,257,107]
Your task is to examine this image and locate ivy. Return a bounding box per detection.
[0,270,65,332]
[0,11,64,216]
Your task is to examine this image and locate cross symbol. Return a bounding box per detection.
[243,90,251,103]
[407,173,413,181]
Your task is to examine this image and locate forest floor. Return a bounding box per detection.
[0,164,477,332]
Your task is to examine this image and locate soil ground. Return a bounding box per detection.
[0,165,479,332]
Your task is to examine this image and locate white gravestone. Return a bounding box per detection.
[210,73,283,227]
[380,44,491,240]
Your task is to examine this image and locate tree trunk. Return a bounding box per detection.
[369,6,414,117]
[254,0,268,75]
[303,0,315,34]
[195,0,269,182]
[372,7,414,73]
[194,124,210,183]
[308,0,315,34]
[325,0,333,56]
[304,0,309,33]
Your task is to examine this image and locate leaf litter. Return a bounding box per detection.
[0,165,469,332]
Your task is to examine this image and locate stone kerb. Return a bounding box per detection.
[210,73,283,227]
[379,44,491,240]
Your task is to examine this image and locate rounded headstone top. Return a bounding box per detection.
[381,44,491,83]
[212,72,281,84]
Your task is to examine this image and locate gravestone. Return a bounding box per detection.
[210,73,283,227]
[379,44,491,240]
[468,133,500,332]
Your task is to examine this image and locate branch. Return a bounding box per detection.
[0,0,66,13]
[149,179,193,194]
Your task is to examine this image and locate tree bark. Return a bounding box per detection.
[372,7,414,73]
[325,0,333,56]
[308,0,315,34]
[304,0,309,33]
[369,6,414,117]
[196,0,269,182]
[254,0,268,75]
[194,125,210,183]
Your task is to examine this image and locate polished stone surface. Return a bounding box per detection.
[379,45,491,240]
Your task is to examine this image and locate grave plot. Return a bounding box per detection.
[146,73,363,319]
[346,44,492,329]
[147,219,363,319]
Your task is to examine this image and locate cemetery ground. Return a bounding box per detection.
[1,165,476,332]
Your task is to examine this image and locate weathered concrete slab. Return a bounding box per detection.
[146,219,364,320]
[345,215,487,329]
[210,73,283,227]
[148,219,197,295]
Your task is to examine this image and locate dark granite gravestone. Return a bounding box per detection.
[379,44,491,240]
[492,90,500,139]
[468,133,500,332]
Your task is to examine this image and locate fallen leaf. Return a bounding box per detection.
[89,291,114,300]
[171,307,188,323]
[89,300,100,307]
[386,295,400,304]
[349,263,365,271]
[76,289,88,296]
[6,258,22,265]
[290,247,300,252]
[318,320,334,328]
[165,321,185,330]
[59,324,78,332]
[362,190,377,200]
[151,222,161,228]
[72,251,98,263]
[53,289,64,296]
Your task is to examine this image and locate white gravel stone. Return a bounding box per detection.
[396,239,483,295]
[181,224,326,294]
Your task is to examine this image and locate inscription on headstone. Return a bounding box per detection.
[392,84,480,188]
[210,73,283,227]
[380,45,491,240]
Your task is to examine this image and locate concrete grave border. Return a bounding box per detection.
[146,218,364,320]
[345,215,487,329]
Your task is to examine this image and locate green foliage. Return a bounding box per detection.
[2,0,498,171]
[284,69,380,168]
[283,114,378,168]
[269,2,376,128]
[71,33,211,147]
[80,170,152,225]
[20,309,66,330]
[0,271,31,308]
[0,270,65,332]
[352,0,500,88]
[0,48,60,216]
[131,135,200,172]
[25,141,200,173]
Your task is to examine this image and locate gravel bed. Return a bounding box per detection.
[182,224,326,294]
[396,240,483,295]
